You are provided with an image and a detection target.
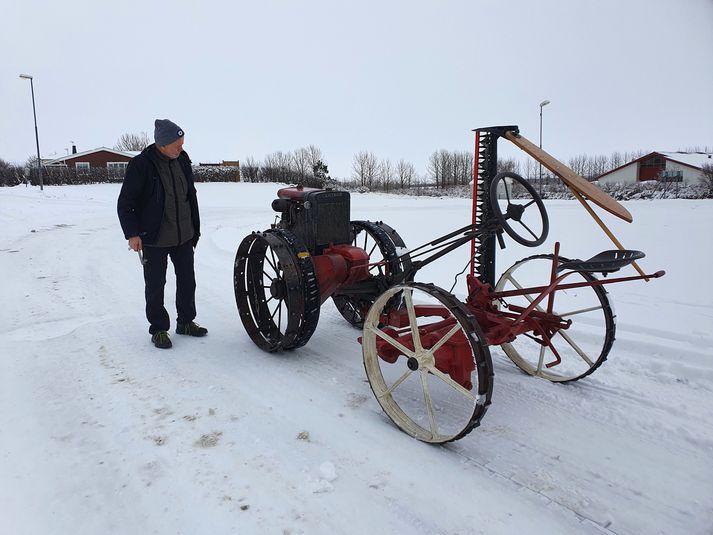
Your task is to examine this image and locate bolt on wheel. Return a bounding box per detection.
[362,283,493,443]
[494,254,615,382]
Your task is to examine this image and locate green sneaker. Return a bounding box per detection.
[176,321,208,337]
[151,330,172,349]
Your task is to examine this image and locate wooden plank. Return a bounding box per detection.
[504,131,633,223]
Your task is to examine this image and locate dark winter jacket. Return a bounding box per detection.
[151,149,194,247]
[117,144,200,247]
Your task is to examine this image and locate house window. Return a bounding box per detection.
[660,170,682,183]
[640,156,665,168]
[107,162,128,177]
[75,162,90,174]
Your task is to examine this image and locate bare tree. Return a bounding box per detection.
[305,145,324,173]
[427,151,442,188]
[523,158,537,181]
[263,151,296,183]
[592,154,610,180]
[293,147,311,182]
[115,132,150,151]
[441,150,454,187]
[623,150,647,164]
[396,159,415,189]
[568,154,588,177]
[379,159,394,192]
[453,151,474,185]
[352,151,378,188]
[242,156,260,182]
[497,157,520,174]
[609,151,623,170]
[428,150,454,188]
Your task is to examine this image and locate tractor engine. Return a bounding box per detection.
[234,184,409,352]
[271,186,370,302]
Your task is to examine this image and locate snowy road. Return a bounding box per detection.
[1,183,712,535]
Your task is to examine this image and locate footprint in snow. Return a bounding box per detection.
[194,431,223,448]
[346,393,368,408]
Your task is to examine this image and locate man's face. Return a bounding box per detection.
[158,136,184,159]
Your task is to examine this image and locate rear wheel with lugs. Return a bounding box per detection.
[234,229,320,351]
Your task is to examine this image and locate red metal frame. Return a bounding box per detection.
[371,242,663,386]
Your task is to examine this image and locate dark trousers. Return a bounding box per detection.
[142,241,196,334]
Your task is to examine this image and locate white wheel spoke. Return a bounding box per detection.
[420,371,438,436]
[426,323,461,357]
[507,274,545,310]
[559,304,603,317]
[365,324,416,358]
[555,329,595,366]
[505,274,529,293]
[376,369,414,399]
[426,366,476,402]
[536,345,546,375]
[403,289,424,352]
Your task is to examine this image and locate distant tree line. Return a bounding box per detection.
[0,157,240,187]
[4,134,713,199]
[241,145,329,188]
[345,151,418,191]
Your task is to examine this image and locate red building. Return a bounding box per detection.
[46,147,137,175]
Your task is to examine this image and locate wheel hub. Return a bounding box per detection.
[416,350,435,370]
[270,278,286,300]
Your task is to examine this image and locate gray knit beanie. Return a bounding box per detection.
[154,119,184,146]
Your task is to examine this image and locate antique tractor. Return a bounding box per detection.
[234,125,665,444]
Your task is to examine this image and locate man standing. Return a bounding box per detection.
[118,119,207,348]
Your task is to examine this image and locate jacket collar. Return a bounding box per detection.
[144,143,189,165]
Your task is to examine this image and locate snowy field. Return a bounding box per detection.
[1,182,712,535]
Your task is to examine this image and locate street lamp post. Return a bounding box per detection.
[19,74,43,191]
[538,99,550,195]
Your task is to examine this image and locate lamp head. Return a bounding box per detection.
[540,99,551,108]
[19,74,33,80]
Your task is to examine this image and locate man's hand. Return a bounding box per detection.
[128,236,142,251]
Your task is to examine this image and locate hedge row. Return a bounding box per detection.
[0,165,241,187]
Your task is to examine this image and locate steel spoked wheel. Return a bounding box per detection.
[333,221,411,327]
[234,229,320,352]
[494,254,615,382]
[489,171,549,247]
[362,283,493,443]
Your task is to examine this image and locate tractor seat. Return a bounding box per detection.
[557,250,645,273]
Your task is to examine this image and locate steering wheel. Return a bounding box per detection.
[489,171,549,247]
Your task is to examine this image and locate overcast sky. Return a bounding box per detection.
[2,0,712,178]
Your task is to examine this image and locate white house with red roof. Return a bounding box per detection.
[596,151,712,185]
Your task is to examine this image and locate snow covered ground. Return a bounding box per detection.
[1,183,712,535]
